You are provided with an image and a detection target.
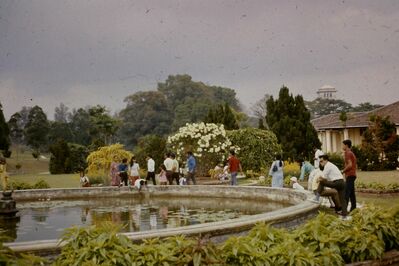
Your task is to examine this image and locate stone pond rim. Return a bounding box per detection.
[5,185,319,255]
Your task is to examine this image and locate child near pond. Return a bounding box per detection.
[158,164,168,186]
[80,170,91,187]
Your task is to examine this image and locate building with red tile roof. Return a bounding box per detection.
[311,101,399,153]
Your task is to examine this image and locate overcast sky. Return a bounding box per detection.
[1,0,399,119]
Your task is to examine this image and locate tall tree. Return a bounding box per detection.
[118,91,173,148]
[266,86,321,160]
[49,139,71,174]
[54,103,69,123]
[8,112,24,160]
[24,105,50,154]
[88,105,120,145]
[48,121,74,145]
[359,115,399,170]
[68,108,92,146]
[0,103,11,156]
[251,93,271,128]
[204,103,239,130]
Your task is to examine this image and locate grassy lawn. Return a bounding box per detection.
[357,170,399,185]
[357,193,399,209]
[11,173,80,188]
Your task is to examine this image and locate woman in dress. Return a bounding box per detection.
[158,164,168,186]
[268,154,284,188]
[109,156,120,186]
[129,156,140,185]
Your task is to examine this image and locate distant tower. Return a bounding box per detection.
[317,85,337,99]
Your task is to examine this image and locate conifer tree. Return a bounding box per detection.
[25,105,50,155]
[266,86,321,159]
[204,103,239,130]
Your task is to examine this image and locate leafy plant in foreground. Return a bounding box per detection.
[54,222,134,266]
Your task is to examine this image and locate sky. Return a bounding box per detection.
[1,0,399,120]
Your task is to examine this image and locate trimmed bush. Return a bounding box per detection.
[227,128,282,172]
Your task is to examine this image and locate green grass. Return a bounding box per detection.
[11,173,80,188]
[357,193,399,209]
[357,170,399,185]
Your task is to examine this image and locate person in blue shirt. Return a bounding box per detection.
[186,151,197,185]
[118,158,129,186]
[297,157,315,190]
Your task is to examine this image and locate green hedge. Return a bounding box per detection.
[50,206,399,265]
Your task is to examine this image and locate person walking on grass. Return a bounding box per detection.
[171,153,180,185]
[342,139,357,212]
[163,152,174,185]
[118,158,129,186]
[146,155,156,185]
[110,156,120,186]
[186,151,197,185]
[227,149,242,186]
[269,154,284,188]
[129,156,140,186]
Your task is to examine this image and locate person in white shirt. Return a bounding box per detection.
[146,155,156,185]
[316,154,348,217]
[314,148,324,169]
[134,178,147,192]
[290,176,304,190]
[171,153,180,185]
[163,152,174,185]
[129,156,140,185]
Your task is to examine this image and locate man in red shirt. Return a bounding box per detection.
[342,139,357,212]
[228,150,242,186]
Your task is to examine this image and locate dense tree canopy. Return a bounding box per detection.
[24,105,50,153]
[266,86,321,160]
[357,115,399,170]
[118,91,172,148]
[118,74,241,148]
[305,98,383,118]
[8,113,24,145]
[204,103,239,130]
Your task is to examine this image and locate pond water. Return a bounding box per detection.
[0,196,291,243]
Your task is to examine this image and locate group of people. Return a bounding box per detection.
[213,150,243,186]
[108,151,198,190]
[290,139,357,219]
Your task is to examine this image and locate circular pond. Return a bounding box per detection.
[1,196,290,243]
[5,185,318,254]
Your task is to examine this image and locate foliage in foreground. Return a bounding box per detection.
[10,179,50,190]
[51,206,399,265]
[0,231,46,266]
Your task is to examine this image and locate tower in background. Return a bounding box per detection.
[317,85,337,99]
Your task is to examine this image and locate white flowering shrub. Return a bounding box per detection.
[167,122,235,176]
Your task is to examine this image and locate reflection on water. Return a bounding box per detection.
[0,196,291,243]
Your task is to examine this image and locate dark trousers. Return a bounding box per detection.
[345,176,357,212]
[187,171,196,185]
[318,179,347,216]
[171,172,179,185]
[119,172,128,186]
[166,171,173,185]
[146,172,156,185]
